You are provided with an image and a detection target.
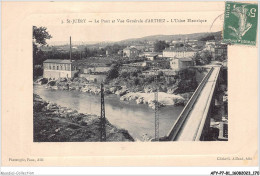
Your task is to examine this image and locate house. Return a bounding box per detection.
[118,50,123,56]
[43,36,78,79]
[79,74,106,83]
[163,47,197,58]
[106,50,112,56]
[204,43,227,61]
[170,57,194,71]
[145,53,158,61]
[83,66,110,74]
[215,44,227,60]
[134,45,147,51]
[43,59,78,79]
[123,47,139,58]
[142,61,153,67]
[79,66,109,83]
[205,40,216,46]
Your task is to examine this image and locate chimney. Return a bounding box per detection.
[70,36,72,61]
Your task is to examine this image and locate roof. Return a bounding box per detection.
[146,53,158,57]
[172,57,193,62]
[179,58,193,62]
[163,47,195,52]
[43,59,74,64]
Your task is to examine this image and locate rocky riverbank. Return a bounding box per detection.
[120,92,193,109]
[33,94,134,142]
[35,77,125,95]
[35,77,193,109]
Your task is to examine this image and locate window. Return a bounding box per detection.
[61,66,63,70]
[53,66,55,70]
[49,65,51,69]
[57,66,59,70]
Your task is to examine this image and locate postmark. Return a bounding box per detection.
[223,2,258,46]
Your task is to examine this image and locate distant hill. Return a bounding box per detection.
[48,31,222,48]
[115,31,222,45]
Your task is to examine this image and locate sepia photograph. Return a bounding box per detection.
[2,1,258,170]
[33,24,228,142]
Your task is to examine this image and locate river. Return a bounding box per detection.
[33,85,184,141]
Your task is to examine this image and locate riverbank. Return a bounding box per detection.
[120,92,193,109]
[35,77,194,109]
[33,94,134,142]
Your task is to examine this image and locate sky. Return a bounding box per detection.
[45,20,223,45]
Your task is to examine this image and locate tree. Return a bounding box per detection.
[33,26,52,45]
[193,51,213,65]
[193,52,203,65]
[154,41,169,52]
[201,50,213,64]
[33,26,52,78]
[106,64,120,81]
[199,35,215,41]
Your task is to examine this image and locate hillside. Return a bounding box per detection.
[115,31,222,45]
[48,31,222,48]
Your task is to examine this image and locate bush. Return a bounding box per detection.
[106,64,120,81]
[33,66,43,78]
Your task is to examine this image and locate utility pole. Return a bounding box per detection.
[70,36,72,61]
[100,83,106,141]
[154,65,159,141]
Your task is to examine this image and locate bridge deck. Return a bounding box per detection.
[168,66,221,141]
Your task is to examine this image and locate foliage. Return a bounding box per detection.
[193,51,213,65]
[193,52,203,65]
[33,26,52,45]
[173,43,184,48]
[33,66,43,78]
[33,26,52,77]
[84,47,105,57]
[200,50,213,64]
[106,64,121,81]
[104,44,126,55]
[199,35,215,41]
[154,41,169,52]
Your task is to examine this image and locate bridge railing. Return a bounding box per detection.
[167,67,214,141]
[194,67,220,141]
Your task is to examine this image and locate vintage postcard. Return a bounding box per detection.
[1,1,258,167]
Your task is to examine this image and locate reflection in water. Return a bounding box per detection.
[33,85,183,140]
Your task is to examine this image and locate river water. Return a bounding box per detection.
[33,85,184,141]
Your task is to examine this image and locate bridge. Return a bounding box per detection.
[167,66,222,141]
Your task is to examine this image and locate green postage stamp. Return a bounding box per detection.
[223,2,258,46]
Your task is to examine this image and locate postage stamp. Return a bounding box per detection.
[223,2,258,46]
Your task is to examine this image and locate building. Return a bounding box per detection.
[43,59,78,79]
[83,66,110,74]
[144,53,158,61]
[141,61,153,67]
[170,57,194,71]
[118,50,123,56]
[163,47,197,58]
[205,40,216,46]
[79,74,106,83]
[106,50,112,56]
[215,44,227,60]
[78,65,109,83]
[43,36,78,79]
[123,47,139,58]
[134,45,147,51]
[204,43,227,61]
